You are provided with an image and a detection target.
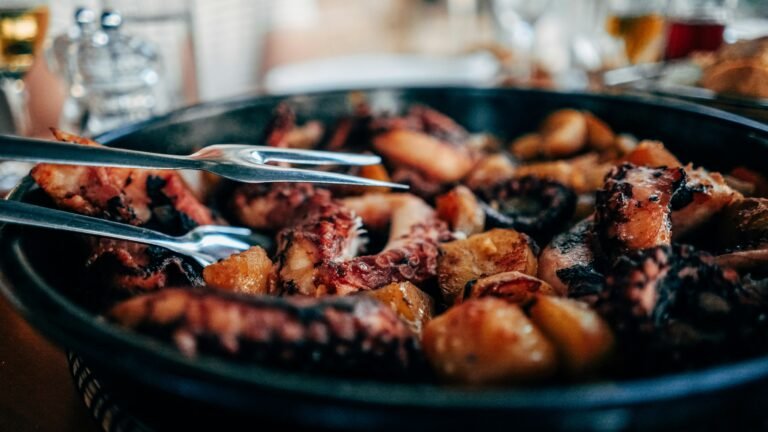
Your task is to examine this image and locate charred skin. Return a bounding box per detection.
[31,130,214,300]
[108,289,422,378]
[599,244,763,373]
[596,163,686,254]
[538,217,605,303]
[478,176,577,242]
[232,183,320,231]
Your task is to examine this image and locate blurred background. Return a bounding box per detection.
[1,0,767,139]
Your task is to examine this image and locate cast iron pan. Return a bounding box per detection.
[2,88,768,431]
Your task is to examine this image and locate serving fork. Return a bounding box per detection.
[0,199,269,266]
[0,134,407,189]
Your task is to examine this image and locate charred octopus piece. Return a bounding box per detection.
[596,163,686,254]
[108,289,421,378]
[478,176,576,241]
[372,106,475,185]
[599,244,761,372]
[30,129,215,301]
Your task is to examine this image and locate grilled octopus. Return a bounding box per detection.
[599,245,764,373]
[108,288,421,377]
[275,190,452,296]
[371,105,478,196]
[30,129,215,302]
[541,163,740,301]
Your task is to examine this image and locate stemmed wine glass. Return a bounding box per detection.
[491,0,553,82]
[0,0,49,136]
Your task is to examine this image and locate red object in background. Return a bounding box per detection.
[664,19,725,60]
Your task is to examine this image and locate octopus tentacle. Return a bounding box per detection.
[108,288,421,377]
[275,193,452,296]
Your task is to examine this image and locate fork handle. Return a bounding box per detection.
[0,134,200,170]
[0,200,179,249]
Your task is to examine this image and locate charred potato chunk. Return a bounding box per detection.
[437,229,538,305]
[364,282,435,336]
[422,298,557,385]
[529,296,614,375]
[203,246,273,295]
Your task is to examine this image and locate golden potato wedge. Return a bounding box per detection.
[509,133,542,160]
[437,229,538,305]
[540,109,587,158]
[467,271,560,303]
[422,298,557,385]
[528,295,614,375]
[436,185,485,236]
[622,140,682,168]
[583,112,615,151]
[364,282,435,336]
[464,154,516,191]
[203,246,273,295]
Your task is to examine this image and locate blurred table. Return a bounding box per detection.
[0,295,97,432]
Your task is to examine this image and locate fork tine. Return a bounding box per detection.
[221,163,409,189]
[192,225,253,235]
[243,146,382,166]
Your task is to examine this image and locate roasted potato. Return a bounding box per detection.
[203,246,273,295]
[437,229,538,305]
[584,112,615,151]
[509,133,542,160]
[364,282,435,336]
[464,154,516,191]
[422,298,557,385]
[529,296,614,375]
[467,271,560,303]
[540,109,587,158]
[436,185,485,236]
[622,140,682,168]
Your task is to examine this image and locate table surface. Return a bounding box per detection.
[0,294,97,432]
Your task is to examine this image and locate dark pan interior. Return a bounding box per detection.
[2,87,768,431]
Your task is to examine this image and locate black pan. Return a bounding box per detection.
[2,87,768,431]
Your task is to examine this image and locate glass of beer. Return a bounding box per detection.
[0,0,49,135]
[605,0,667,65]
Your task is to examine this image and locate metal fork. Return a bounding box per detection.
[0,135,407,189]
[0,200,271,266]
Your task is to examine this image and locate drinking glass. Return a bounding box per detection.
[491,0,553,81]
[0,0,49,135]
[664,0,737,60]
[605,0,667,64]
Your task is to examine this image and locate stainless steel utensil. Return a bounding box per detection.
[0,134,407,189]
[0,199,270,266]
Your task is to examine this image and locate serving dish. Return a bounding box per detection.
[2,87,768,431]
